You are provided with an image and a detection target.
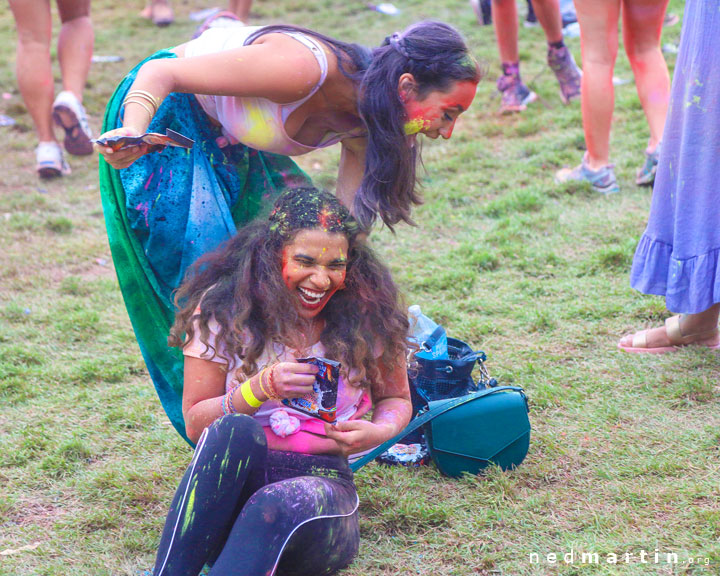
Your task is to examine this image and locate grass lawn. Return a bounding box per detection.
[1,1,717,575]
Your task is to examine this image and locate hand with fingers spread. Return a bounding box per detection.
[94,127,151,169]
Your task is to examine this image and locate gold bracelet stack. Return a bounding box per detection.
[258,364,280,400]
[122,89,161,124]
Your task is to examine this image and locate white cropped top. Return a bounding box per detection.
[184,26,363,156]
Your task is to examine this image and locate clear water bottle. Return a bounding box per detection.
[408,305,448,359]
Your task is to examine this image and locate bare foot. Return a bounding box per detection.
[140,3,152,19]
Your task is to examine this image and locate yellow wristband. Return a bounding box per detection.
[240,379,264,408]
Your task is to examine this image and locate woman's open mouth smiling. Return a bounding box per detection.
[298,286,328,308]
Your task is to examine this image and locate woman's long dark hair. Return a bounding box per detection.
[169,187,409,389]
[245,21,482,231]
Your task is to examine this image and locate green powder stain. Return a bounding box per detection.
[235,457,247,480]
[220,428,235,474]
[180,479,198,537]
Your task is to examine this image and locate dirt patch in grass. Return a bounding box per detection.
[9,499,66,528]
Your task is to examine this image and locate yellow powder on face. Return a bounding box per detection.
[404,118,429,135]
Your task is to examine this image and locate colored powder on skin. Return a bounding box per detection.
[403,118,429,135]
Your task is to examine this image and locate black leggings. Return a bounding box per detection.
[153,414,360,576]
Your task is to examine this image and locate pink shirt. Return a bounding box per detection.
[183,314,373,450]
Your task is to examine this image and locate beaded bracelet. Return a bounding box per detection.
[226,385,238,414]
[220,392,229,416]
[240,379,264,408]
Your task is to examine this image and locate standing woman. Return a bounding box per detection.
[555,0,670,193]
[95,21,480,441]
[619,3,720,353]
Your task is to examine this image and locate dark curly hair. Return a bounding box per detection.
[169,187,409,389]
[245,21,482,231]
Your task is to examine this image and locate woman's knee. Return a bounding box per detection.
[622,34,663,67]
[242,479,359,573]
[245,477,340,522]
[580,30,619,68]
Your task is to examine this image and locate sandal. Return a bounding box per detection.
[618,315,720,354]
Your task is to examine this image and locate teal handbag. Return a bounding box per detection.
[350,386,531,477]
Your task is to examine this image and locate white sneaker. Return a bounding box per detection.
[52,90,93,156]
[36,141,72,178]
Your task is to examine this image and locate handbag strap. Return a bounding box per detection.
[458,349,487,362]
[349,386,525,472]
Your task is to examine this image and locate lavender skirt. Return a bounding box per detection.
[630,1,720,314]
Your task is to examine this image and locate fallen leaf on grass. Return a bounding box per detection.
[0,541,41,556]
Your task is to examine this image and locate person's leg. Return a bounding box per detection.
[619,304,720,352]
[153,415,268,576]
[470,0,493,26]
[209,475,359,576]
[56,0,93,102]
[491,0,519,63]
[573,0,621,169]
[533,0,582,104]
[492,0,537,113]
[228,0,252,22]
[530,0,562,43]
[554,0,620,191]
[622,0,670,154]
[8,0,55,144]
[52,0,93,156]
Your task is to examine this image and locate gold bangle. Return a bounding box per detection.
[240,379,264,408]
[122,98,154,124]
[258,367,273,401]
[267,363,279,399]
[126,89,160,114]
[125,94,157,116]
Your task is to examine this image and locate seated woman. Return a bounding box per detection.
[94,21,479,440]
[152,187,411,575]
